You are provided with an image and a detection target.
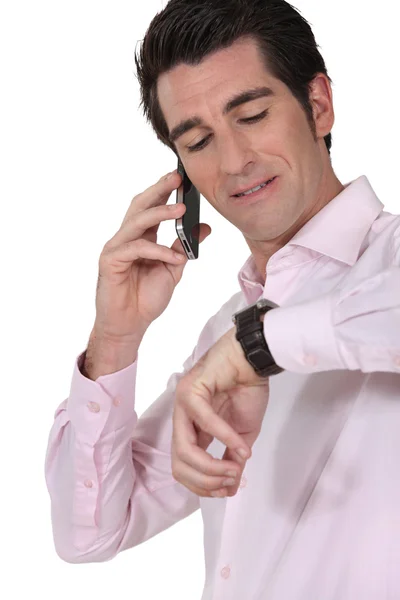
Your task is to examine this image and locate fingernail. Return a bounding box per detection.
[237,448,249,459]
[211,490,226,498]
[164,171,175,181]
[225,470,237,478]
[222,478,236,487]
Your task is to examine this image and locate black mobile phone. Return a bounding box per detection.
[175,159,200,260]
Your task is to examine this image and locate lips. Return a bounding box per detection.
[231,175,278,205]
[231,177,276,197]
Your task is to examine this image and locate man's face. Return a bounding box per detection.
[157,37,332,244]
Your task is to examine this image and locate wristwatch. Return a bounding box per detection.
[232,298,284,377]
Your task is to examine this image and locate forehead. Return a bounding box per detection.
[157,38,279,127]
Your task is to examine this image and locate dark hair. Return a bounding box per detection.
[135,0,333,155]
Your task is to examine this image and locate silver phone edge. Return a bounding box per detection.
[175,183,196,260]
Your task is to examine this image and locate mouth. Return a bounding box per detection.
[231,176,278,204]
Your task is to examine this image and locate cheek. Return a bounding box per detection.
[188,165,218,205]
[254,118,294,159]
[257,110,313,162]
[199,155,224,192]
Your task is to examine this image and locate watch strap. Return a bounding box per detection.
[233,301,284,377]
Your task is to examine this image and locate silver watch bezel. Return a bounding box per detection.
[232,298,279,324]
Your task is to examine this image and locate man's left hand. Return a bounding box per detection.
[171,324,270,499]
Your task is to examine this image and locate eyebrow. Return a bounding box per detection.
[168,86,275,145]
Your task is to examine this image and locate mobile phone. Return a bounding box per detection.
[175,159,201,260]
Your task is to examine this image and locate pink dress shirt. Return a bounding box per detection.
[45,175,400,599]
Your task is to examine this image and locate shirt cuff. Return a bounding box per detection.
[263,290,346,374]
[67,349,139,445]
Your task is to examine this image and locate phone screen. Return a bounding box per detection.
[175,160,200,260]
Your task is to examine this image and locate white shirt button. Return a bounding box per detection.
[303,354,317,366]
[394,356,400,368]
[84,479,93,488]
[113,396,121,407]
[87,401,100,413]
[239,475,247,489]
[220,566,231,579]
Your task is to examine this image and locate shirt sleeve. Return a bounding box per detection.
[264,227,400,375]
[44,346,200,563]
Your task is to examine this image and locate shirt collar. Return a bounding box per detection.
[237,175,384,300]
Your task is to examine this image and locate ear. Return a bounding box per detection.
[308,74,335,139]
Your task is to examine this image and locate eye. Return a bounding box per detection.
[186,109,269,153]
[239,109,269,124]
[187,134,212,153]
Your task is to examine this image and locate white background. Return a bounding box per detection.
[1,0,399,598]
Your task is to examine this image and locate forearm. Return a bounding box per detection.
[82,327,146,380]
[264,266,400,375]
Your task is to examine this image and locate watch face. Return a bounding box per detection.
[256,298,279,310]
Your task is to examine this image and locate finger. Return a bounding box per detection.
[183,390,251,461]
[173,405,243,476]
[101,238,187,269]
[111,202,186,247]
[173,397,250,476]
[173,455,240,496]
[173,478,230,499]
[122,171,182,226]
[172,408,243,498]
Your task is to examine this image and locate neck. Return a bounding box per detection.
[246,168,345,285]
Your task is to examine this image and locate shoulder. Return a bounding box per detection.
[362,212,400,265]
[376,212,400,262]
[391,217,400,263]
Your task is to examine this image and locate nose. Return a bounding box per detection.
[217,131,254,176]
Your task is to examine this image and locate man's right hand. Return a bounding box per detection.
[94,169,212,343]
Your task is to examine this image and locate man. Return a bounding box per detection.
[45,1,400,598]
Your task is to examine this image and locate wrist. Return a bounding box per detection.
[232,299,284,378]
[83,328,143,380]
